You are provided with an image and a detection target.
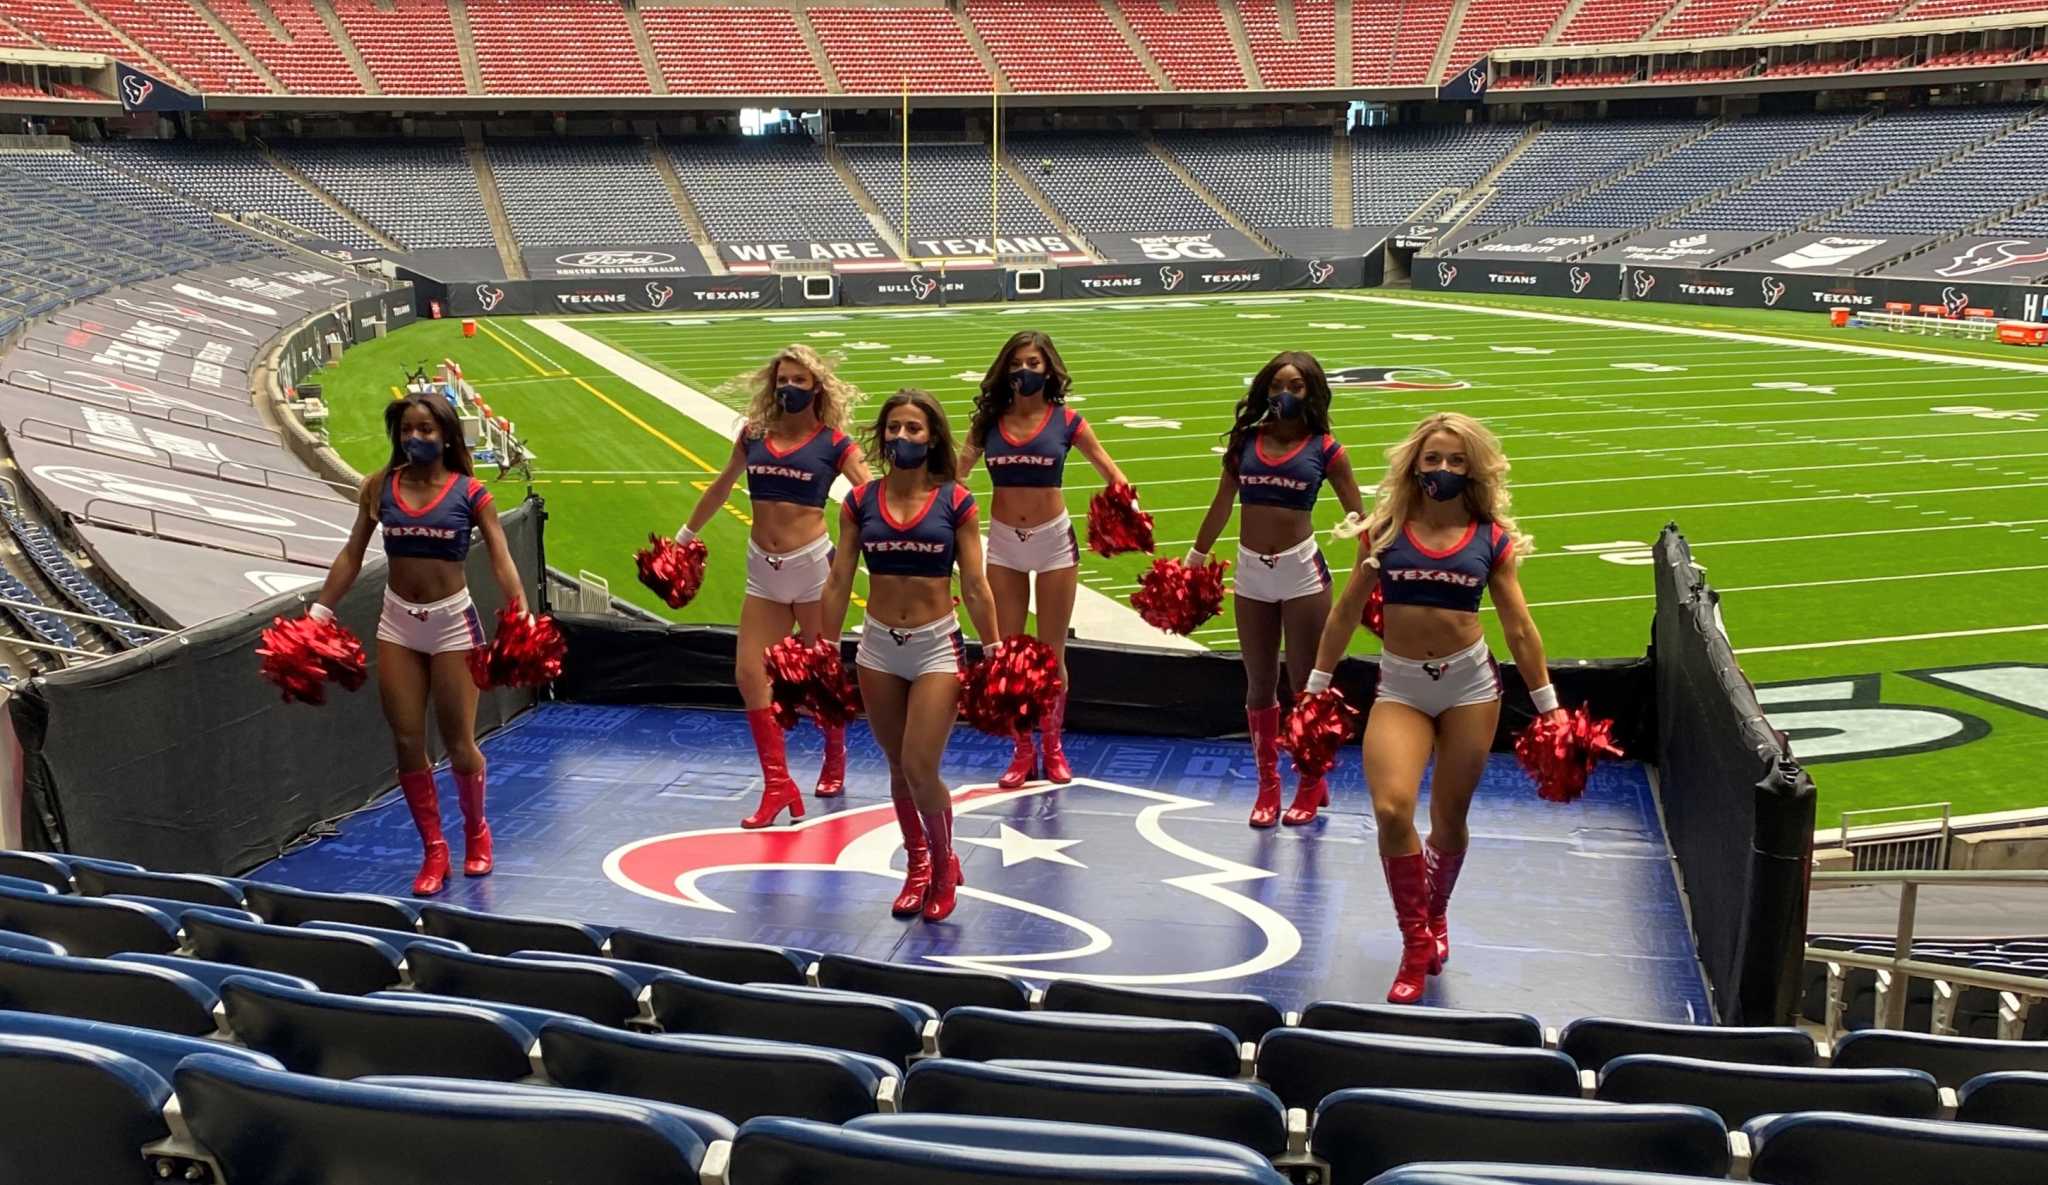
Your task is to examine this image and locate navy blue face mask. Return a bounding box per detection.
[776,384,814,414]
[402,436,440,467]
[1010,367,1048,398]
[1271,390,1304,419]
[1418,469,1469,502]
[886,437,929,470]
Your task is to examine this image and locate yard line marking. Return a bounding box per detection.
[1508,563,2048,610]
[1734,623,2048,655]
[475,319,567,378]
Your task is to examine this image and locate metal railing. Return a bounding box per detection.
[1838,802,1954,871]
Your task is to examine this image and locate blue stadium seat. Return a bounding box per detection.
[1596,1054,1941,1124]
[1365,1167,1735,1185]
[512,948,685,989]
[71,864,246,908]
[106,894,260,928]
[1957,1072,2048,1132]
[1312,1090,1730,1184]
[609,928,812,985]
[1832,1029,2048,1087]
[1300,1000,1547,1047]
[1258,1029,1581,1108]
[0,850,74,891]
[408,945,642,1027]
[540,1015,896,1123]
[184,913,405,995]
[0,929,64,955]
[1041,980,1284,1042]
[1558,1017,1818,1071]
[0,873,58,896]
[368,990,585,1038]
[222,975,537,1081]
[419,902,606,957]
[0,1035,177,1184]
[0,1009,278,1080]
[241,881,421,931]
[0,885,179,957]
[648,974,934,1066]
[938,1006,1243,1077]
[357,1076,737,1146]
[902,1057,1290,1158]
[44,854,143,876]
[174,1053,717,1185]
[1746,1110,2048,1185]
[0,947,216,1034]
[302,919,470,958]
[108,953,316,996]
[814,951,1030,1012]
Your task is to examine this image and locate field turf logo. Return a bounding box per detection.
[1329,366,1470,392]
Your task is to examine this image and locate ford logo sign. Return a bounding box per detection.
[555,251,678,268]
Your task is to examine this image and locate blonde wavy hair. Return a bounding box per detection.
[735,344,861,438]
[1361,412,1532,559]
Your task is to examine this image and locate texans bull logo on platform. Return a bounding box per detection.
[1329,365,1471,392]
[1935,239,2048,280]
[909,274,940,301]
[120,75,154,108]
[1436,263,1457,286]
[1631,271,1657,298]
[475,284,507,313]
[1761,276,1787,307]
[1307,259,1336,285]
[644,282,675,309]
[1159,266,1186,291]
[1941,286,1972,319]
[1569,267,1593,294]
[604,779,1301,984]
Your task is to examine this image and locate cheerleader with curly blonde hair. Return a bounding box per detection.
[677,345,871,827]
[1307,412,1563,1004]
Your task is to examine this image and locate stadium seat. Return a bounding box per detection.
[222,976,537,1081]
[608,928,812,985]
[0,1035,177,1184]
[1365,1167,1735,1185]
[106,894,260,928]
[1258,1029,1581,1108]
[1558,1017,1819,1071]
[108,953,316,996]
[648,974,933,1066]
[302,920,470,958]
[174,1053,717,1185]
[71,864,246,907]
[0,850,76,891]
[1957,1072,2048,1131]
[368,990,585,1038]
[1312,1090,1731,1183]
[0,929,63,955]
[0,947,217,1034]
[0,1009,278,1080]
[1041,980,1285,1042]
[814,951,1030,1011]
[935,1006,1243,1077]
[419,903,606,957]
[0,886,179,957]
[0,874,57,896]
[407,945,642,1027]
[1300,999,1546,1047]
[356,1075,738,1146]
[511,949,684,989]
[901,1057,1290,1157]
[1746,1110,2048,1185]
[1596,1054,1942,1124]
[185,913,406,996]
[241,882,421,931]
[539,1016,896,1123]
[1833,1029,2048,1087]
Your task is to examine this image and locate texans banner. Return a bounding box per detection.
[1742,232,1936,277]
[907,234,1090,264]
[1416,257,1619,300]
[115,63,203,113]
[1449,227,1613,263]
[1879,236,2048,283]
[1098,229,1271,265]
[524,245,702,279]
[1055,258,1361,299]
[839,269,1007,307]
[444,277,784,317]
[1438,55,1490,102]
[1585,230,1774,268]
[716,240,900,273]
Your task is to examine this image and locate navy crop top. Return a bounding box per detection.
[1236,432,1344,511]
[1377,520,1513,614]
[844,481,977,578]
[379,471,491,562]
[982,406,1084,488]
[745,424,853,508]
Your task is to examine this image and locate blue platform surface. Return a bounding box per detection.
[251,703,1710,1024]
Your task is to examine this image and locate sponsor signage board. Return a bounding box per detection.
[1730,233,1937,277]
[839,269,1007,307]
[1878,236,2048,283]
[76,524,329,629]
[905,233,1090,263]
[445,275,784,317]
[1097,229,1270,264]
[1415,258,1621,299]
[716,240,900,272]
[0,384,304,476]
[523,245,703,279]
[1448,227,1616,263]
[1584,230,1774,268]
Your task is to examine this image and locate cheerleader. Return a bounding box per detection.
[312,395,526,896]
[1305,412,1563,1004]
[1189,351,1364,828]
[676,345,868,829]
[821,389,998,922]
[958,331,1128,789]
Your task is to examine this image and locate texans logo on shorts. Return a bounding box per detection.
[1013,527,1032,542]
[888,629,912,645]
[407,608,430,622]
[765,555,784,570]
[1258,554,1277,569]
[1422,661,1448,681]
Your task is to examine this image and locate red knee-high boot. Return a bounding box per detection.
[1248,705,1283,828]
[1424,840,1467,970]
[1383,851,1440,1005]
[1039,692,1073,785]
[814,722,847,798]
[998,732,1036,790]
[398,768,450,897]
[920,805,964,922]
[742,708,805,829]
[453,763,492,877]
[1282,764,1328,827]
[890,784,930,917]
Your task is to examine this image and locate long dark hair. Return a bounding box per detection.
[384,393,474,476]
[868,388,958,481]
[1222,350,1332,474]
[969,330,1071,448]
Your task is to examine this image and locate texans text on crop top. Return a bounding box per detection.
[982,406,1084,488]
[746,424,852,507]
[1236,432,1343,511]
[1377,520,1513,614]
[380,470,492,562]
[844,482,978,578]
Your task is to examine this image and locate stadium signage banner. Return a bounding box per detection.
[1413,257,1620,300]
[0,365,262,430]
[1448,227,1614,263]
[907,234,1090,263]
[1099,229,1270,264]
[1054,257,1365,299]
[1585,230,1773,268]
[839,269,1006,307]
[1613,265,2046,319]
[524,245,701,279]
[1878,236,2048,283]
[1739,233,1936,276]
[0,384,301,476]
[115,63,203,113]
[1390,223,1448,249]
[442,276,783,317]
[74,524,327,630]
[20,320,249,394]
[1437,55,1490,101]
[716,240,900,272]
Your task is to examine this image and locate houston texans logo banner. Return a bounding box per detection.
[116,63,204,113]
[1437,55,1490,101]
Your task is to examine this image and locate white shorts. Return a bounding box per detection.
[745,534,833,603]
[1234,538,1333,604]
[856,612,965,682]
[986,512,1080,574]
[1375,638,1502,719]
[376,588,486,656]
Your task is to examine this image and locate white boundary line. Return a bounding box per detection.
[1735,623,2048,654]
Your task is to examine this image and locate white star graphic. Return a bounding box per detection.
[958,822,1086,868]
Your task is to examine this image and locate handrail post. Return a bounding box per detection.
[1883,880,1919,1030]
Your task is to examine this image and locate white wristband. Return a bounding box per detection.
[1186,549,1209,568]
[1305,670,1333,695]
[1530,683,1560,714]
[674,525,698,545]
[307,602,335,622]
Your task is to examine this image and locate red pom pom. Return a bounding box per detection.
[959,634,1064,739]
[635,535,707,610]
[1513,705,1624,805]
[255,614,367,705]
[468,609,566,690]
[1280,688,1360,780]
[762,636,865,730]
[1131,557,1229,636]
[804,638,863,727]
[1086,483,1155,558]
[1362,580,1385,639]
[763,635,815,730]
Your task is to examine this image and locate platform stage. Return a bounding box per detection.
[252,703,1710,1024]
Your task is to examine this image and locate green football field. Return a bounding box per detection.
[308,289,2048,822]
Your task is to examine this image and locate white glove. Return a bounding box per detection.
[1530,683,1560,714]
[1305,670,1334,695]
[1185,549,1210,568]
[1330,511,1368,541]
[307,602,335,623]
[674,525,698,545]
